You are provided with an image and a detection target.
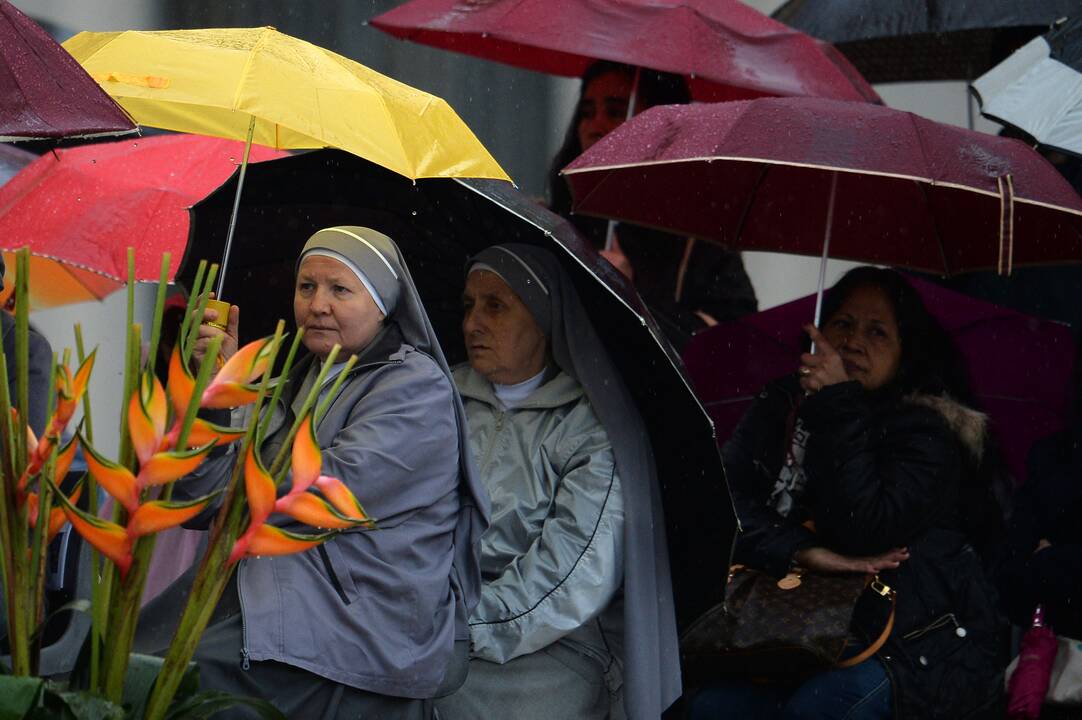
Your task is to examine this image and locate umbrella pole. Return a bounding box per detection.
[603,66,642,252]
[811,171,839,353]
[215,115,257,299]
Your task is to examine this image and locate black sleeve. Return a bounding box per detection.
[799,382,964,556]
[723,383,815,578]
[684,243,758,323]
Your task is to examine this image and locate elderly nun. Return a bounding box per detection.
[154,226,489,719]
[436,244,681,720]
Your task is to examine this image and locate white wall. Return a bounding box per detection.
[30,286,157,458]
[10,0,162,38]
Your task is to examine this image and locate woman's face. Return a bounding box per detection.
[462,270,548,385]
[294,255,384,359]
[821,284,902,392]
[577,70,634,152]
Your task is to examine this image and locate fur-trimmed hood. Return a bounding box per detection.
[904,393,987,461]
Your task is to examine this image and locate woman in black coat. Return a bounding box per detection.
[691,267,1006,719]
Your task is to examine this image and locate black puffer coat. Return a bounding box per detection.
[723,376,1005,719]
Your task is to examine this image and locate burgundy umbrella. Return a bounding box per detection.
[564,97,1082,321]
[370,0,881,103]
[682,275,1077,486]
[0,0,135,141]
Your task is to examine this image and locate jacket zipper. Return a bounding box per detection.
[479,410,505,476]
[238,561,251,670]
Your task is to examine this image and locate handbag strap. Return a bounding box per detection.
[837,576,896,669]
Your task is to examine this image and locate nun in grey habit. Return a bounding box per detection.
[436,244,681,720]
[138,226,489,719]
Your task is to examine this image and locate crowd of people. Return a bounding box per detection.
[10,60,1082,720]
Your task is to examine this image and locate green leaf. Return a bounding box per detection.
[0,675,43,719]
[41,687,124,720]
[164,691,287,720]
[120,654,199,720]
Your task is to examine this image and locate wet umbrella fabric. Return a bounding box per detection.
[63,26,510,298]
[772,0,1077,83]
[563,97,1082,276]
[682,275,1077,486]
[0,0,135,141]
[370,0,880,103]
[974,16,1082,159]
[0,134,285,308]
[182,148,733,638]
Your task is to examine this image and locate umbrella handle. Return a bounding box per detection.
[811,170,839,354]
[216,115,257,299]
[603,67,642,252]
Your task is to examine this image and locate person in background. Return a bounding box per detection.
[0,256,53,438]
[691,267,1006,719]
[138,226,488,719]
[436,244,680,720]
[547,61,757,347]
[997,350,1082,641]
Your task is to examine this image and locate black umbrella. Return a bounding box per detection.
[180,148,734,628]
[772,0,1075,83]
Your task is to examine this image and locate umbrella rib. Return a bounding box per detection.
[731,163,771,245]
[915,179,952,275]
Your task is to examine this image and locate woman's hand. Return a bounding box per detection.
[798,324,849,394]
[191,294,239,370]
[793,546,909,575]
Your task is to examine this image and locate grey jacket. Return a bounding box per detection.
[180,328,464,698]
[454,366,624,671]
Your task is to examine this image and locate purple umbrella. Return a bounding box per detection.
[683,274,1076,485]
[0,0,135,141]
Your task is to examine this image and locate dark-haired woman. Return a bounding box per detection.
[690,267,1006,719]
[546,61,756,348]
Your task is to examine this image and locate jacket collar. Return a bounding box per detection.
[455,364,583,410]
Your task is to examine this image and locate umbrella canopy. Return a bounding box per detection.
[974,16,1082,159]
[0,144,34,187]
[0,0,135,141]
[0,134,285,308]
[370,0,880,103]
[181,148,733,628]
[683,275,1077,486]
[62,26,508,182]
[772,0,1076,83]
[563,97,1082,276]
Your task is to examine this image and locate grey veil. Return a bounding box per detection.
[301,226,491,619]
[468,244,681,719]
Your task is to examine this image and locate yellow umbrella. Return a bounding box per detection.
[64,26,511,295]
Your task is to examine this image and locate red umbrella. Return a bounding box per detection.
[564,97,1082,321]
[0,134,285,308]
[370,0,881,103]
[682,275,1077,485]
[0,0,135,141]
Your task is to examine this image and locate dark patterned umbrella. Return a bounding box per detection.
[772,0,1076,83]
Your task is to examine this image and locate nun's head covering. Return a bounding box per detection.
[466,244,681,716]
[302,226,490,618]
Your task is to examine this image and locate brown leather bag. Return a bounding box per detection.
[680,564,896,683]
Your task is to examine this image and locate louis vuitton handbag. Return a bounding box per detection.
[680,564,896,682]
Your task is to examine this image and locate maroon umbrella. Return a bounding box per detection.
[370,0,881,103]
[682,275,1077,485]
[0,0,135,141]
[564,97,1082,320]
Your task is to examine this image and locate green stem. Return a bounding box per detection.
[74,325,103,692]
[176,261,207,367]
[0,349,26,675]
[144,326,284,720]
[27,356,59,676]
[146,253,171,378]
